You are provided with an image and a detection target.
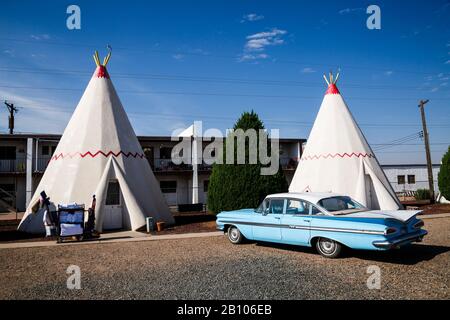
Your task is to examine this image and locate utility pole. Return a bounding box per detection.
[418,99,435,204]
[4,101,18,134]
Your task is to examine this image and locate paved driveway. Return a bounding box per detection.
[0,217,449,299]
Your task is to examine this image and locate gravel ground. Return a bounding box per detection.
[0,217,449,300]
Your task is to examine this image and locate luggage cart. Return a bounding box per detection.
[56,204,86,243]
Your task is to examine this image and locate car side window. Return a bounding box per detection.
[269,199,284,214]
[286,199,309,215]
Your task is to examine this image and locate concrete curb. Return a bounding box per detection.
[0,231,223,250]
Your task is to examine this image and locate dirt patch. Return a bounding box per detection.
[149,213,217,235]
[418,203,450,215]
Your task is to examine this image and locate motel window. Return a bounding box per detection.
[0,146,16,160]
[42,146,50,156]
[43,145,57,156]
[397,175,405,185]
[408,175,416,184]
[203,180,209,193]
[160,181,177,193]
[160,147,172,159]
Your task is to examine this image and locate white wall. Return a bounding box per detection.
[383,165,440,193]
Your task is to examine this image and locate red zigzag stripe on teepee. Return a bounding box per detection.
[301,152,374,161]
[50,150,145,161]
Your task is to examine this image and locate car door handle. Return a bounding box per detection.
[274,216,281,219]
[303,219,311,222]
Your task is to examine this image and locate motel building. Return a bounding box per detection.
[0,133,305,212]
[0,133,442,213]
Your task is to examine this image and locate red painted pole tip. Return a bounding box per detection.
[325,83,340,95]
[96,65,110,79]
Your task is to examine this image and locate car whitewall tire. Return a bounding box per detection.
[316,237,342,258]
[227,226,244,244]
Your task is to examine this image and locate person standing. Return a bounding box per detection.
[40,191,55,237]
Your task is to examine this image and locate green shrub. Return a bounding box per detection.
[438,146,450,200]
[415,188,430,200]
[207,111,288,213]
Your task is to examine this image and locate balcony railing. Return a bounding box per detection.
[0,156,299,173]
[280,157,299,170]
[36,156,52,172]
[0,158,26,173]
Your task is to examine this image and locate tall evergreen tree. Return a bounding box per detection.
[438,146,450,200]
[208,111,288,213]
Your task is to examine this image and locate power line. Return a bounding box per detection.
[1,84,449,101]
[5,104,450,129]
[0,67,447,92]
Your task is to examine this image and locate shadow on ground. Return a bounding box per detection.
[252,241,450,265]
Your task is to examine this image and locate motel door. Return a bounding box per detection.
[103,180,123,230]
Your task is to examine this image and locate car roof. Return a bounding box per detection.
[265,192,344,204]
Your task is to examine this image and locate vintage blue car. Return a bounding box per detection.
[216,193,427,258]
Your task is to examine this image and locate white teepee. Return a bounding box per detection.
[289,73,401,210]
[19,51,174,233]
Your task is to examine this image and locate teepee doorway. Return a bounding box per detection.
[365,175,380,210]
[103,179,123,230]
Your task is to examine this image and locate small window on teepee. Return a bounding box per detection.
[105,180,120,205]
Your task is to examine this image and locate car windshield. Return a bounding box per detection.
[317,196,367,214]
[255,199,269,213]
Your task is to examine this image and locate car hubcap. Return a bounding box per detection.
[230,228,238,241]
[319,239,335,254]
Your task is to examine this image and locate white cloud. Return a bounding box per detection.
[431,87,439,92]
[445,60,450,64]
[238,53,269,62]
[440,82,448,87]
[239,28,287,62]
[172,54,184,61]
[241,13,264,23]
[246,29,287,40]
[384,71,393,76]
[30,34,51,41]
[339,7,364,15]
[3,49,14,57]
[244,28,287,52]
[301,67,316,73]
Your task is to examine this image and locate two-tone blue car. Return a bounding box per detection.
[216,193,427,258]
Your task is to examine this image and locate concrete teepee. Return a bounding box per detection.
[19,50,174,233]
[289,73,401,210]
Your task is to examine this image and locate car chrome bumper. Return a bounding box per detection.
[372,229,428,249]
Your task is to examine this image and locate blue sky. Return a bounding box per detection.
[0,0,449,164]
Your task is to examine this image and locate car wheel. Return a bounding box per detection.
[316,237,342,258]
[227,226,244,244]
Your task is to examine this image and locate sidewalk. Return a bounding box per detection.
[0,231,223,250]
